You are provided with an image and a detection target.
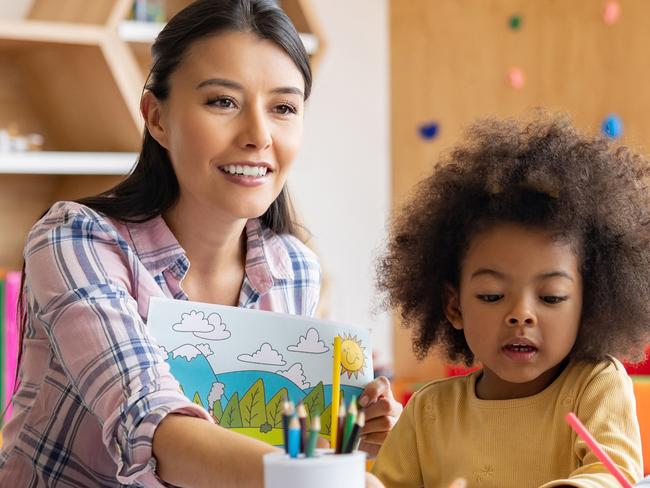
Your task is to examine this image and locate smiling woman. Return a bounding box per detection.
[0,1,402,487]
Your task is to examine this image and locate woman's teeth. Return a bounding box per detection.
[221,165,268,177]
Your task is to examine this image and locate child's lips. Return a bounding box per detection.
[501,343,538,361]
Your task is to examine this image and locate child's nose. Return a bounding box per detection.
[506,315,536,326]
[505,302,537,327]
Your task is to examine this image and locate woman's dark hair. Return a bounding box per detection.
[378,113,650,366]
[6,0,312,424]
[78,0,312,234]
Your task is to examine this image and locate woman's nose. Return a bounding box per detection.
[237,106,272,150]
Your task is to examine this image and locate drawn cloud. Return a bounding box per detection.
[172,310,213,332]
[196,343,214,358]
[193,313,231,341]
[287,327,329,354]
[238,342,286,366]
[277,362,311,389]
[172,310,231,341]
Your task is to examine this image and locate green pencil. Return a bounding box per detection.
[305,415,320,457]
[341,396,357,453]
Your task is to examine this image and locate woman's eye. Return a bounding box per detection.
[207,97,237,109]
[540,296,567,304]
[274,103,298,115]
[476,294,503,303]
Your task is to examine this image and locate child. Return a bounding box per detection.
[373,114,648,487]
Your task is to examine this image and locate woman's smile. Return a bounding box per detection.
[217,161,273,187]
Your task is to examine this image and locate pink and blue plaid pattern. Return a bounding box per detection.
[0,201,320,487]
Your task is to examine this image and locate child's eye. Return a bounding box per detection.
[206,96,238,109]
[273,103,298,115]
[540,295,568,304]
[476,294,503,303]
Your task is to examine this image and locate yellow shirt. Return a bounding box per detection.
[373,358,642,488]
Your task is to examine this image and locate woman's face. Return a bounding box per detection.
[149,31,305,220]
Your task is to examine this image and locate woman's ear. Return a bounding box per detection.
[141,91,169,148]
[444,283,463,330]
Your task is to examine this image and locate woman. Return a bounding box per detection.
[0,1,400,486]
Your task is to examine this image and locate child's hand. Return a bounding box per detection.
[366,474,466,488]
[357,376,403,458]
[366,472,385,487]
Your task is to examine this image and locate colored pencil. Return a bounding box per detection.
[306,415,321,457]
[341,397,358,453]
[331,335,342,449]
[565,412,633,488]
[297,402,307,454]
[288,416,301,458]
[281,398,294,454]
[344,410,365,454]
[335,397,346,454]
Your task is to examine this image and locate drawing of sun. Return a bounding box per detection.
[339,334,367,379]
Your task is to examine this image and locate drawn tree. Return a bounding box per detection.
[266,387,288,429]
[221,393,243,428]
[212,399,223,423]
[240,379,267,428]
[192,392,204,409]
[320,391,344,437]
[320,403,331,436]
[303,381,325,424]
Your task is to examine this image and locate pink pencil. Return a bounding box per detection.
[565,412,633,488]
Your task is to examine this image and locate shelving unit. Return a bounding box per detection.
[0,0,326,269]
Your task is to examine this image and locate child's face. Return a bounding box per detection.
[445,223,582,399]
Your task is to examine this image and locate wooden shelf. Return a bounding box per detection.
[0,152,136,174]
[119,20,319,55]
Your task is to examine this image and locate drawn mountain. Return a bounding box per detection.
[166,345,218,406]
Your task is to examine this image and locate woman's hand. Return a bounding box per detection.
[357,376,403,458]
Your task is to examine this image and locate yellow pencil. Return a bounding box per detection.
[331,335,342,449]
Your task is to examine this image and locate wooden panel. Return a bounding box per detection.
[17,43,140,151]
[28,0,116,24]
[0,51,51,145]
[391,0,650,381]
[165,0,193,20]
[279,0,311,33]
[0,174,123,268]
[52,175,123,202]
[0,175,57,268]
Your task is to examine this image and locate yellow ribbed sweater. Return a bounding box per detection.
[372,358,642,488]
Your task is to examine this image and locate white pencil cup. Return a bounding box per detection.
[263,449,366,488]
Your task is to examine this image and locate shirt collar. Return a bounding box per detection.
[126,215,187,277]
[244,218,293,294]
[127,216,293,294]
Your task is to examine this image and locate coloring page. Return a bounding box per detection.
[147,296,373,446]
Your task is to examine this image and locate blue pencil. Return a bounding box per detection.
[288,416,301,458]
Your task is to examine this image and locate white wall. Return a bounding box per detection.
[0,1,29,19]
[290,0,392,368]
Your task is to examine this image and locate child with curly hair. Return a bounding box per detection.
[372,114,649,487]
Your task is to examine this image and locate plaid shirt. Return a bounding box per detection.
[0,201,320,487]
